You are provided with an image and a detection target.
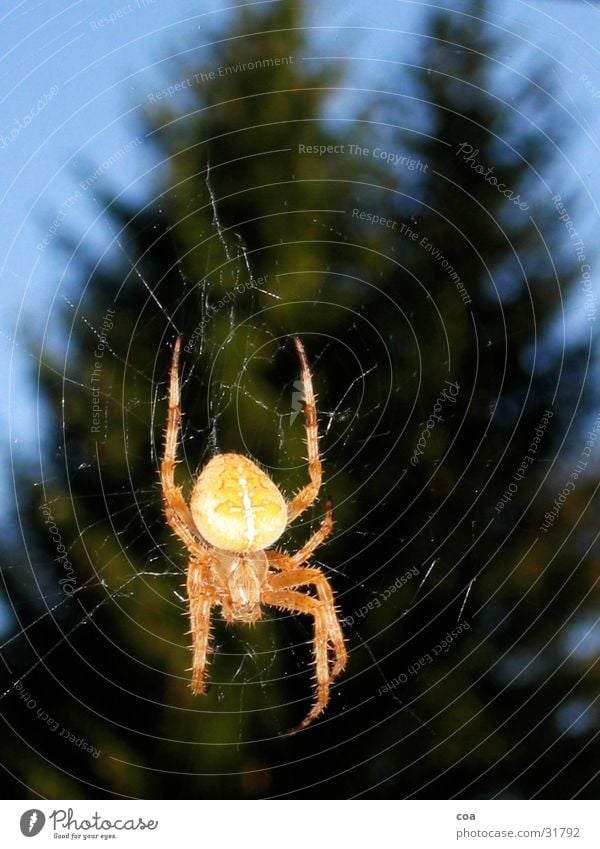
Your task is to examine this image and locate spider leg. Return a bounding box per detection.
[268,497,333,571]
[262,589,332,733]
[187,554,216,695]
[266,567,347,679]
[161,337,206,555]
[287,338,322,523]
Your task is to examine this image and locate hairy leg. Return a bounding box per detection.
[161,337,205,554]
[287,338,322,523]
[266,566,347,678]
[263,589,332,732]
[187,555,216,695]
[269,497,333,571]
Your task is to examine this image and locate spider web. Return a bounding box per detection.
[1,168,417,759]
[2,1,600,800]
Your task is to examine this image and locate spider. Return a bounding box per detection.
[161,336,347,732]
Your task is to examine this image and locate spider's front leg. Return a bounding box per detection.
[262,589,332,733]
[187,554,216,695]
[266,566,347,679]
[267,499,346,676]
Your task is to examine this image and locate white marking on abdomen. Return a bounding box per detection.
[237,474,256,547]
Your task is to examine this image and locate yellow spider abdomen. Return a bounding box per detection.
[190,453,287,553]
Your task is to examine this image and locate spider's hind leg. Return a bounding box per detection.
[286,338,323,523]
[186,556,216,695]
[161,337,207,550]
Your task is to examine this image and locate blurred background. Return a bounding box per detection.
[2,0,600,798]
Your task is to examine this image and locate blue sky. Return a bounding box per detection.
[1,0,600,521]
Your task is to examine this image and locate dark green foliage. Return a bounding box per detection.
[2,2,598,798]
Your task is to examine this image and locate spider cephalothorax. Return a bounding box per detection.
[161,337,347,732]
